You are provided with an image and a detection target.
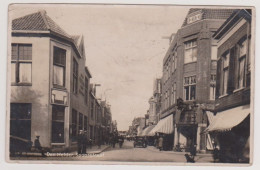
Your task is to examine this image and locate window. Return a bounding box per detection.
[173,83,176,104]
[71,109,77,142]
[238,39,247,89]
[184,76,196,101]
[184,40,197,63]
[84,116,88,131]
[79,113,83,131]
[85,77,89,104]
[52,105,65,143]
[10,103,31,140]
[53,47,66,87]
[171,55,175,73]
[73,58,78,94]
[91,101,94,119]
[222,52,230,95]
[11,44,32,85]
[210,75,216,100]
[174,54,177,71]
[187,13,202,24]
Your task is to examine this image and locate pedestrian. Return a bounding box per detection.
[34,136,45,157]
[77,130,84,154]
[97,136,101,149]
[89,138,93,149]
[158,135,163,151]
[190,144,197,161]
[82,130,88,154]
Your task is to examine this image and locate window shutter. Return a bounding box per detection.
[216,58,222,98]
[227,46,236,94]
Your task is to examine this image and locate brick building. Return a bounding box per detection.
[159,8,234,152]
[206,9,252,163]
[9,10,112,152]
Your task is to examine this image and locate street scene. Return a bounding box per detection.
[8,4,253,164]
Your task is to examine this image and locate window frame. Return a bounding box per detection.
[183,75,196,101]
[184,40,198,64]
[237,38,247,89]
[221,51,230,95]
[11,44,32,86]
[73,58,79,94]
[53,46,66,88]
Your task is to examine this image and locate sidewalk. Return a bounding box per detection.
[71,144,111,154]
[146,146,214,163]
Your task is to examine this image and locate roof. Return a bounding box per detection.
[12,10,71,39]
[213,9,252,39]
[182,8,235,27]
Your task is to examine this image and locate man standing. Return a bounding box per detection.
[82,130,88,154]
[34,136,45,156]
[77,130,84,154]
[158,135,164,151]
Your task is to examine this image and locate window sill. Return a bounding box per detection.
[233,87,245,93]
[184,61,197,65]
[11,82,32,86]
[53,84,66,90]
[51,143,65,146]
[218,94,228,99]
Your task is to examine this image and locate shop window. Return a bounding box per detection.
[73,58,78,94]
[52,105,65,143]
[11,44,32,85]
[184,40,197,64]
[71,109,77,142]
[79,113,83,131]
[10,103,31,140]
[184,76,196,101]
[53,47,66,87]
[84,116,88,131]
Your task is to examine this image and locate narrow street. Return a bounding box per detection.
[11,141,214,163]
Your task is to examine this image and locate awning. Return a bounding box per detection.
[149,114,173,135]
[141,125,156,136]
[205,105,250,132]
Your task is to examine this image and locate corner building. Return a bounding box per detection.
[10,11,92,152]
[160,9,234,152]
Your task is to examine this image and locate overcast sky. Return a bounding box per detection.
[9,4,188,131]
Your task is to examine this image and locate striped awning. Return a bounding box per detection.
[141,125,156,136]
[205,105,250,132]
[149,114,173,135]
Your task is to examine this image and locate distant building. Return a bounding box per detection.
[207,9,252,163]
[159,8,234,152]
[147,78,162,125]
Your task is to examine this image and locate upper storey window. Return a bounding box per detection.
[53,47,66,87]
[187,13,202,24]
[184,40,197,64]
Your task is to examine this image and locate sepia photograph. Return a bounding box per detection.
[6,3,254,165]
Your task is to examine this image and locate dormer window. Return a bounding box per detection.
[187,12,202,24]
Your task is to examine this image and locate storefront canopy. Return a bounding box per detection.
[205,105,250,132]
[141,125,156,136]
[149,114,173,135]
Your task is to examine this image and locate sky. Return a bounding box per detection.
[9,4,188,131]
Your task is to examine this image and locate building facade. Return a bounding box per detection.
[10,10,112,152]
[207,9,252,163]
[160,9,234,152]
